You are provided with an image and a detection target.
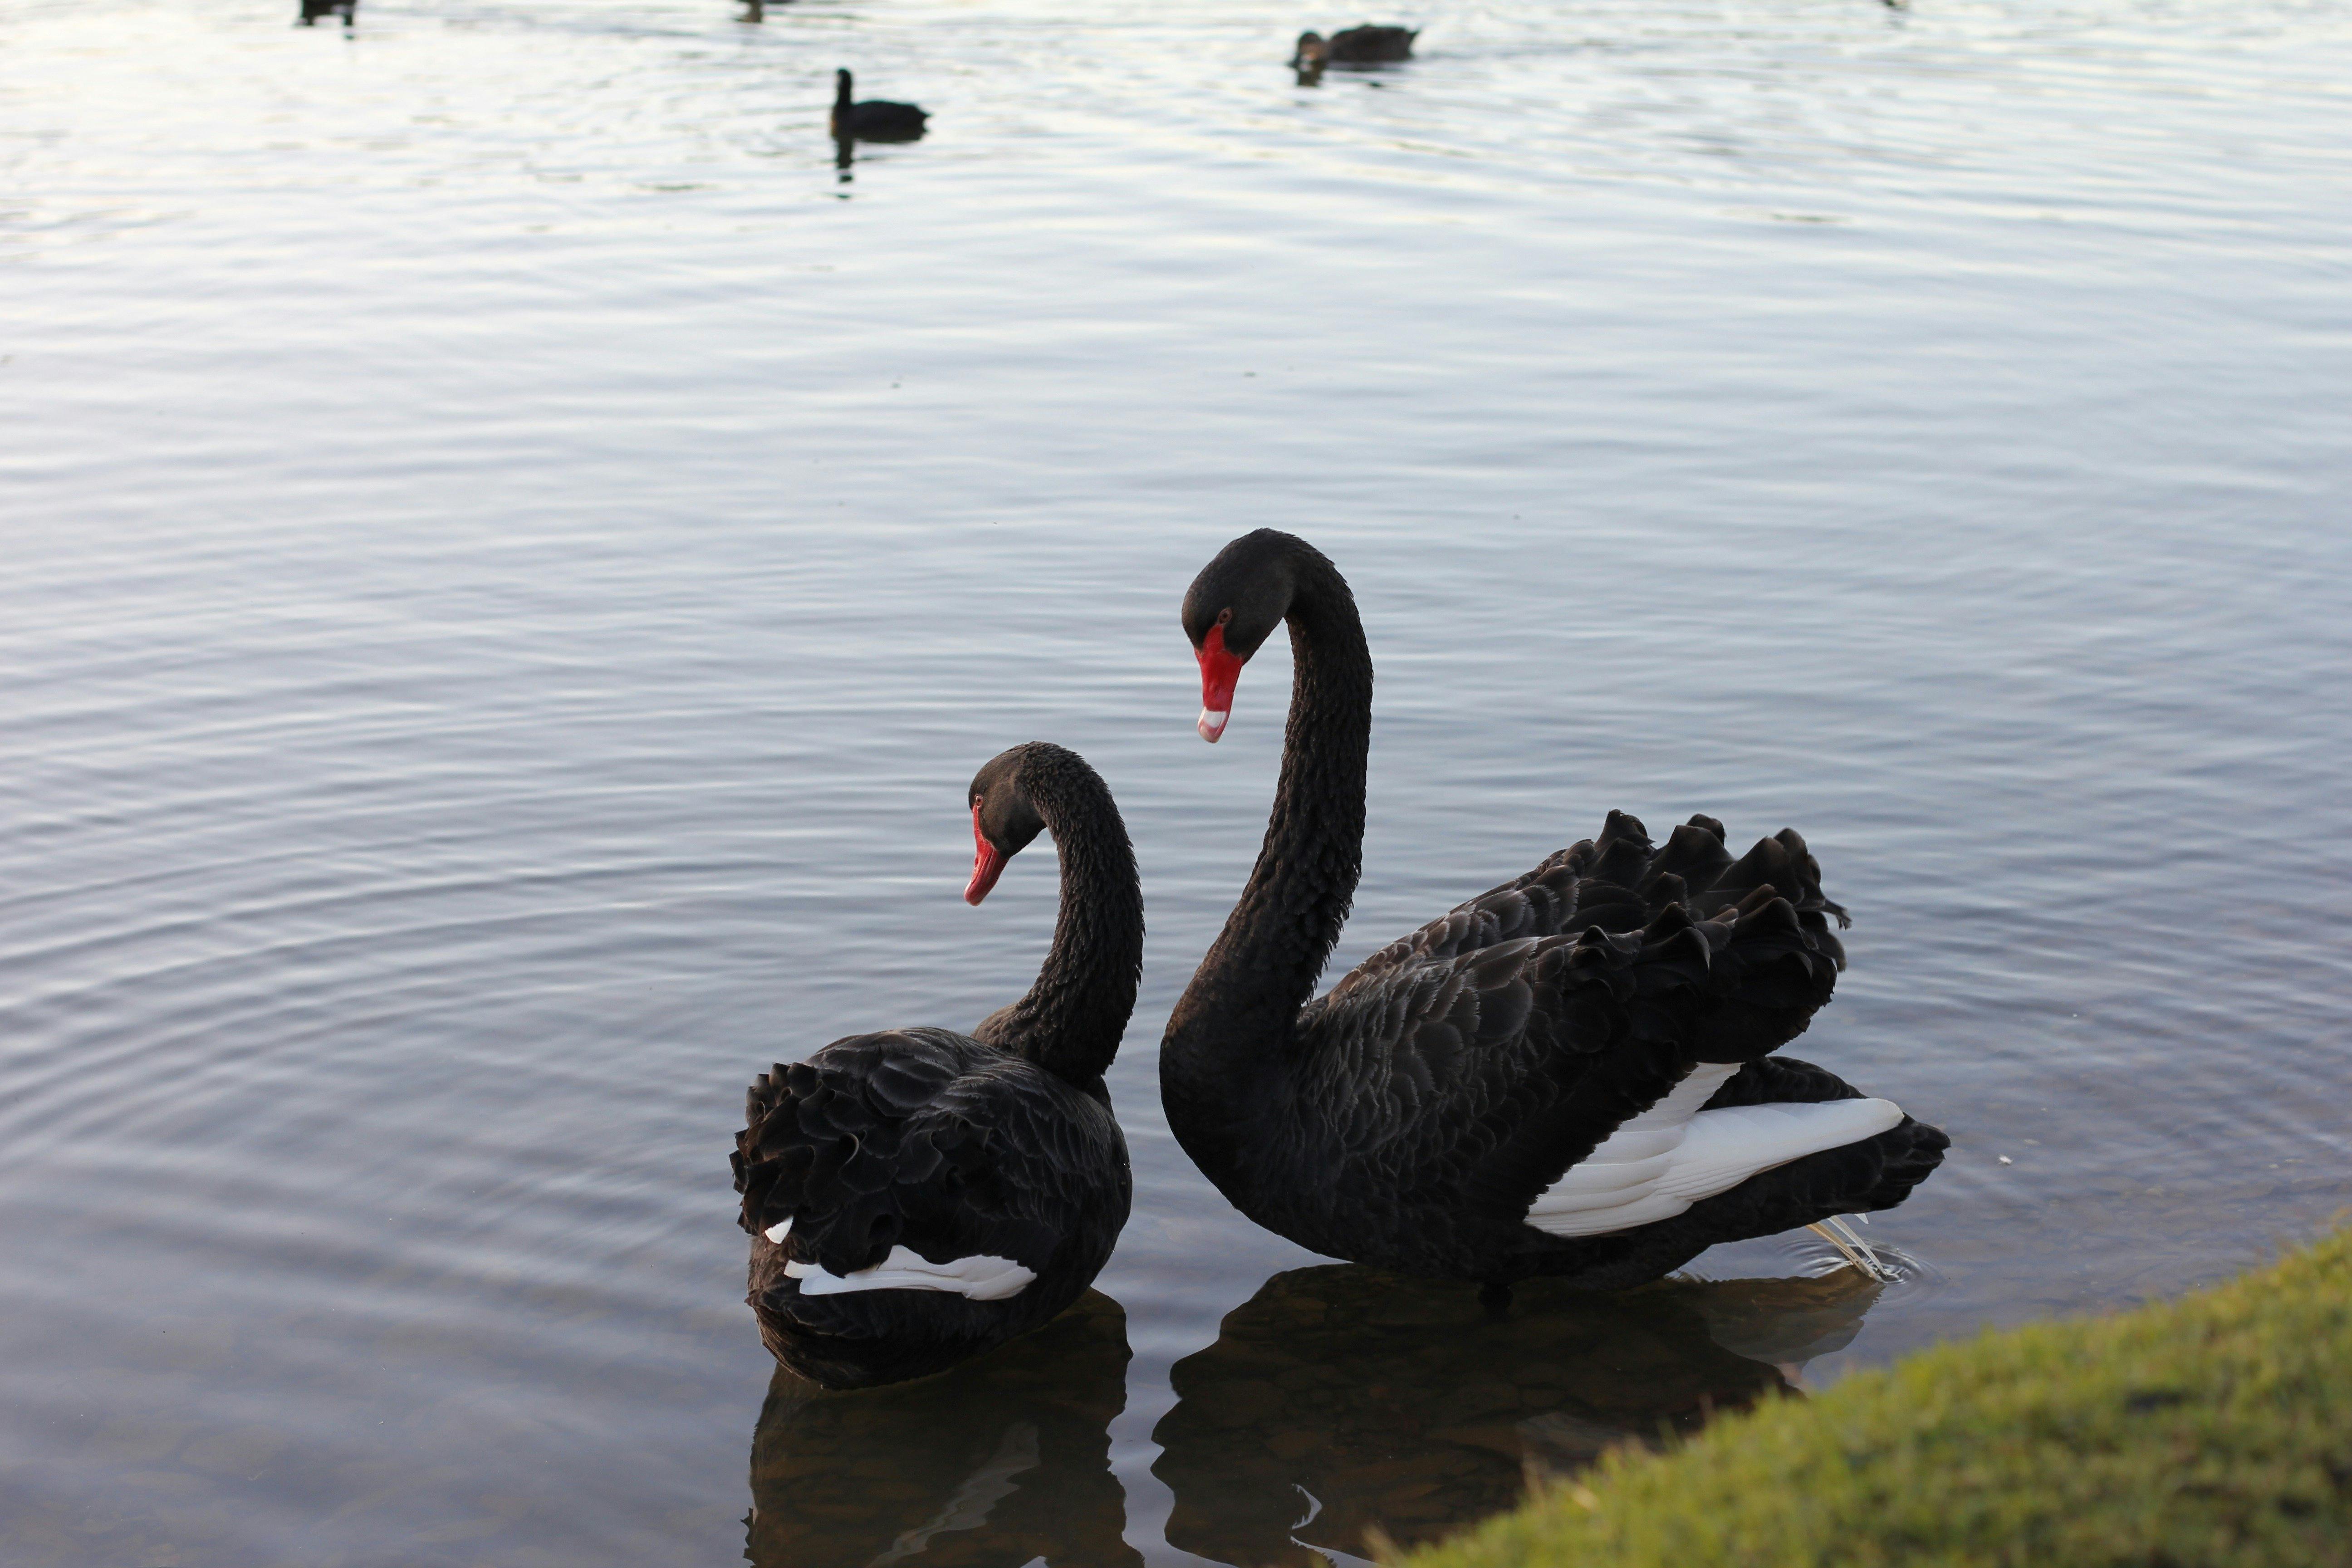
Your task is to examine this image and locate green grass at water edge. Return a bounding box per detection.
[1406,1226,2352,1568]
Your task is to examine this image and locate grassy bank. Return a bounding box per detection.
[1407,1227,2352,1568]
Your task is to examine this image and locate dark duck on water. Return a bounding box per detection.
[1162,530,1947,1291]
[830,68,929,143]
[733,743,1141,1389]
[1291,24,1419,70]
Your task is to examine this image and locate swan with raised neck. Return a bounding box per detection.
[1161,530,1947,1288]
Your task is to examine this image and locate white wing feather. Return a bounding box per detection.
[785,1246,1037,1301]
[1526,1062,1903,1239]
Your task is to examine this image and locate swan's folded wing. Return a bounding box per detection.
[1315,811,1847,1027]
[732,1029,1101,1284]
[1296,887,1842,1225]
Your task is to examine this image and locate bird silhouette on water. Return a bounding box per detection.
[298,0,355,25]
[831,69,929,144]
[1292,24,1417,80]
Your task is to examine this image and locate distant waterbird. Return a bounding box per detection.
[831,69,929,144]
[298,0,355,25]
[1292,24,1419,72]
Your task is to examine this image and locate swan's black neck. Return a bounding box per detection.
[1165,542,1371,1089]
[989,752,1143,1088]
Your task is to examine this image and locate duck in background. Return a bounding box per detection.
[831,68,930,144]
[298,0,355,26]
[1292,24,1418,81]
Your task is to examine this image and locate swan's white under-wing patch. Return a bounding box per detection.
[763,1216,793,1244]
[785,1246,1036,1301]
[1652,1099,1904,1205]
[1526,1061,1904,1239]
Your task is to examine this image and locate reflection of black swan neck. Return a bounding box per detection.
[748,1292,1141,1568]
[1152,1264,1876,1563]
[1163,530,1946,1287]
[974,747,1143,1088]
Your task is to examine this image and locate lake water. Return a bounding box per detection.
[3,0,2347,1561]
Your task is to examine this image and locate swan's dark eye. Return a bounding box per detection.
[1216,608,1233,627]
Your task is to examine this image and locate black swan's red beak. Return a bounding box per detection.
[965,803,1008,905]
[1196,624,1244,743]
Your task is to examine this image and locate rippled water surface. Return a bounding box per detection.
[4,0,2349,1560]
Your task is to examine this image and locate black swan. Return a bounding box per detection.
[1163,530,1946,1290]
[732,742,1139,1388]
[831,69,929,144]
[1292,25,1418,69]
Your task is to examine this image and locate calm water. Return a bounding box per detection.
[4,0,2348,1560]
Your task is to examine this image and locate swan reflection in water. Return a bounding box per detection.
[1153,1263,1884,1566]
[746,1290,1140,1567]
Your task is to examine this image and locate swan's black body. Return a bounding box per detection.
[830,69,929,143]
[734,743,1139,1388]
[1163,530,1945,1286]
[1292,25,1418,69]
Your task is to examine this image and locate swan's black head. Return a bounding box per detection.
[964,743,1053,905]
[1181,529,1306,743]
[1291,31,1329,68]
[835,68,853,101]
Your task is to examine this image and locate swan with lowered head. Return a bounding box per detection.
[733,742,1139,1387]
[1163,530,1946,1291]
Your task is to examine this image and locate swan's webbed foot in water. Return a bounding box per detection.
[1808,1215,1896,1280]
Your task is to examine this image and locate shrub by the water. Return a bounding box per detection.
[1406,1227,2352,1568]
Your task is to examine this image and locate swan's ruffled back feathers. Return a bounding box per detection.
[732,1028,1084,1281]
[1284,811,1852,1258]
[1320,811,1846,1014]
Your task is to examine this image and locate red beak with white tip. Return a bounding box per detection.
[965,803,1008,905]
[1196,623,1244,743]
